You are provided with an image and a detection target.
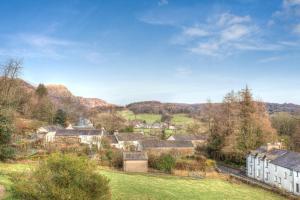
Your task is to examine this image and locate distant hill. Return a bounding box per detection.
[18,79,115,111]
[127,101,300,115]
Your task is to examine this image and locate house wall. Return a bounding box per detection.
[246,153,299,195]
[123,160,148,173]
[118,141,139,150]
[45,132,56,143]
[293,171,300,195]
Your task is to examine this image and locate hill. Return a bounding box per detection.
[127,101,300,115]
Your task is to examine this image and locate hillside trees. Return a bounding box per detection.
[0,114,15,160]
[92,111,126,133]
[54,109,68,127]
[207,87,277,163]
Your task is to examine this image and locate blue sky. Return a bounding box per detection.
[1,0,300,105]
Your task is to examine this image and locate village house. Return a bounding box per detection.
[167,134,208,147]
[113,132,146,150]
[123,151,148,173]
[138,139,194,156]
[38,125,62,143]
[45,129,104,149]
[247,143,300,196]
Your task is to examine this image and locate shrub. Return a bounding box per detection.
[11,153,111,200]
[149,154,176,173]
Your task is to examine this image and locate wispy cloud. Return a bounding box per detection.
[183,27,210,37]
[175,66,192,77]
[158,0,168,6]
[258,56,283,63]
[293,24,300,34]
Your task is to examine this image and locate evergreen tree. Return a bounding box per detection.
[54,109,67,127]
[35,84,48,98]
[0,114,15,160]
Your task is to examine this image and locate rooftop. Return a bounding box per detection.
[123,151,148,161]
[270,151,300,171]
[171,134,208,141]
[141,139,194,148]
[115,132,145,142]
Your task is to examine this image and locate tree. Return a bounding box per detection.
[54,109,67,127]
[35,84,48,98]
[92,112,126,134]
[12,153,111,200]
[0,114,15,160]
[0,59,23,113]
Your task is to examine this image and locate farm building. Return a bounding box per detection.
[139,139,194,156]
[167,134,208,147]
[247,143,300,196]
[123,151,148,173]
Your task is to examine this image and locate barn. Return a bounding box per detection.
[123,151,148,173]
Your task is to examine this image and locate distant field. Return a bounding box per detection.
[171,114,194,125]
[118,110,161,124]
[0,163,285,200]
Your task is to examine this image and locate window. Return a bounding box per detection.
[266,161,269,168]
[258,159,260,166]
[266,172,269,181]
[297,172,299,177]
[275,176,277,182]
[250,156,253,163]
[249,165,252,174]
[290,170,293,176]
[297,184,300,193]
[257,169,260,177]
[279,177,282,184]
[275,166,277,172]
[285,172,288,179]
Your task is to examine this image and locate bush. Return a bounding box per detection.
[11,153,111,200]
[149,154,176,173]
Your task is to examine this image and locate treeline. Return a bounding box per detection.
[0,60,70,160]
[126,101,205,115]
[205,87,277,165]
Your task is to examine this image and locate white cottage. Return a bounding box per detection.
[247,144,300,195]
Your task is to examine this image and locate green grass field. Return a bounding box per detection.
[171,114,195,125]
[118,110,161,124]
[0,163,285,200]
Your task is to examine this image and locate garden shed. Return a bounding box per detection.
[123,151,148,173]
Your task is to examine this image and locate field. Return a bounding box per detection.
[0,163,285,200]
[118,110,161,124]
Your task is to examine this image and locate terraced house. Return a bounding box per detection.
[247,143,300,195]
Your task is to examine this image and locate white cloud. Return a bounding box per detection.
[158,0,168,6]
[189,41,221,56]
[284,0,300,7]
[221,24,250,41]
[19,34,76,48]
[258,56,283,63]
[183,27,209,37]
[175,67,192,77]
[217,13,251,27]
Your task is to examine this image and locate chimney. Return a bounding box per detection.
[266,142,282,151]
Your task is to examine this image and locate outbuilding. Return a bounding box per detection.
[123,151,148,173]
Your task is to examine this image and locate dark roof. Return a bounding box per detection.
[271,151,300,171]
[265,149,288,160]
[123,151,148,161]
[115,132,145,141]
[171,134,208,141]
[56,129,102,136]
[141,139,194,149]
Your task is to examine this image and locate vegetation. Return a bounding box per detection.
[0,115,15,161]
[11,154,111,200]
[0,162,284,200]
[54,109,67,127]
[118,110,161,124]
[206,87,277,164]
[92,112,126,133]
[149,154,176,173]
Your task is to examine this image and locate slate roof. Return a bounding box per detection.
[123,151,148,161]
[265,149,288,160]
[271,151,300,171]
[39,125,62,132]
[140,139,194,149]
[171,134,208,141]
[115,132,145,142]
[56,129,102,136]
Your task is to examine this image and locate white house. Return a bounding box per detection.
[113,132,145,150]
[247,143,300,195]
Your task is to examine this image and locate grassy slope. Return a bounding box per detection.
[118,110,161,124]
[171,114,194,125]
[0,163,284,200]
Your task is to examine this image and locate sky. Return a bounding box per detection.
[0,0,300,105]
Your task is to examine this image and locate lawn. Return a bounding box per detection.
[171,114,195,125]
[0,162,285,200]
[118,110,161,124]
